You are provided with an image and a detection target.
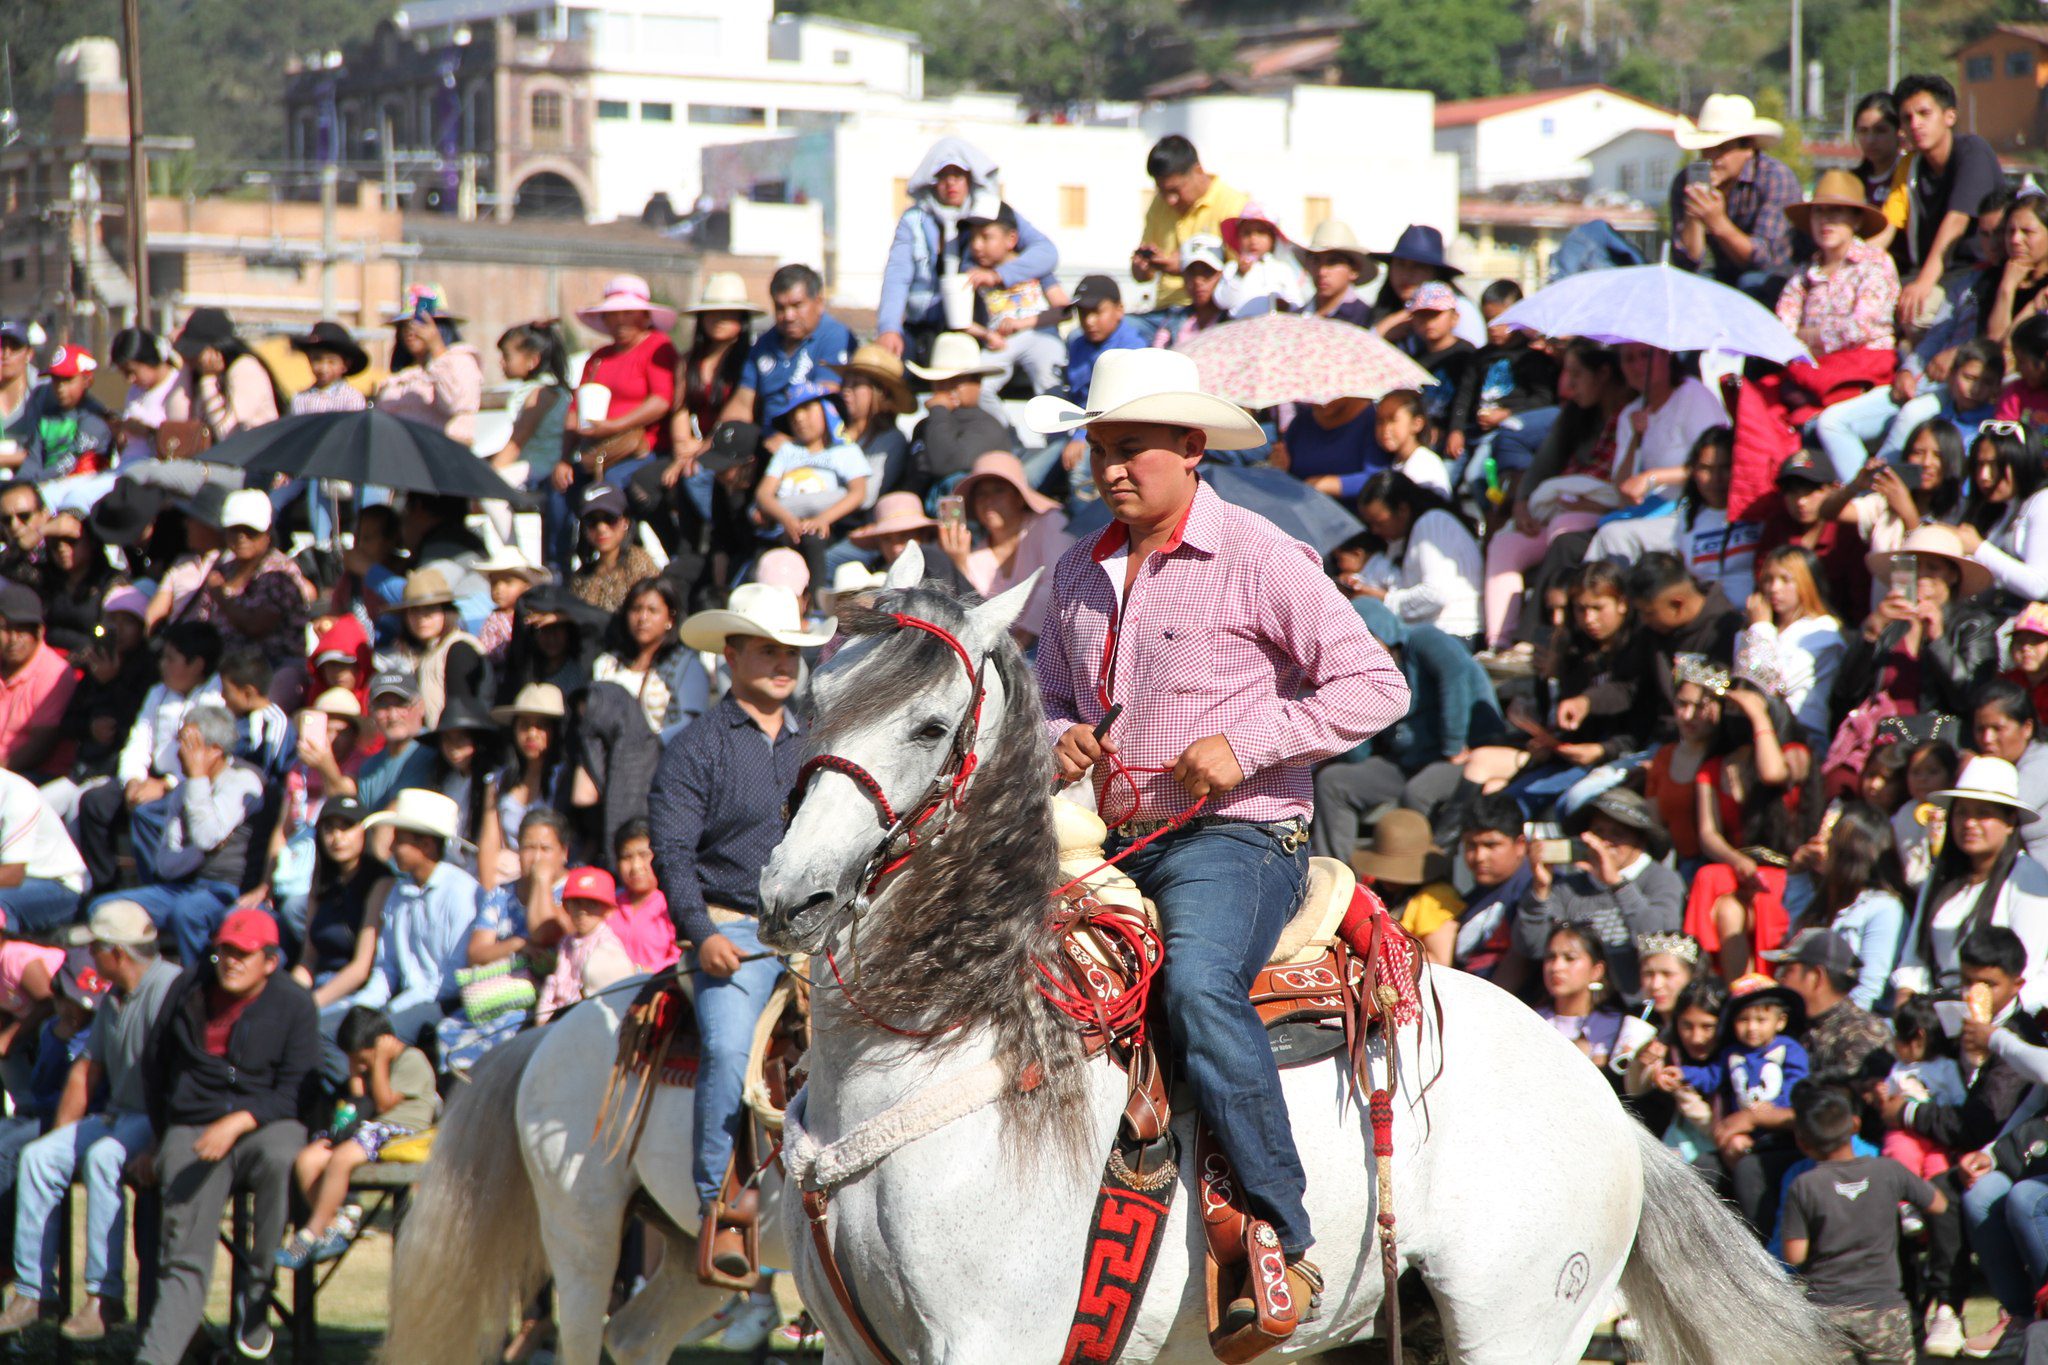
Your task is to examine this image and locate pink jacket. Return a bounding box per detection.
[536,919,635,1022]
[165,355,279,440]
[375,345,484,445]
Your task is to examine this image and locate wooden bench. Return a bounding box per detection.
[245,1161,424,1364]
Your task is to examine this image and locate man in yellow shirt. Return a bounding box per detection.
[1131,135,1249,310]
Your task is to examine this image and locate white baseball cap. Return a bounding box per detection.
[220,489,274,534]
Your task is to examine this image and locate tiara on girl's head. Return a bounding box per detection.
[1731,632,1787,699]
[1636,932,1702,966]
[1672,653,1730,696]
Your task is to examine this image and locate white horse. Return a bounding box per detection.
[383,983,790,1365]
[755,547,1837,1364]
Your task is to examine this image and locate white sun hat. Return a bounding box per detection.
[361,788,470,845]
[905,331,1006,383]
[1024,348,1264,450]
[681,583,835,653]
[1929,756,2041,826]
[1674,94,1785,152]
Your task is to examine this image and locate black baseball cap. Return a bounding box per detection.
[703,421,762,473]
[369,669,419,702]
[318,795,367,828]
[1073,275,1121,311]
[960,201,1019,233]
[1776,449,1836,487]
[1761,927,1859,974]
[580,484,628,521]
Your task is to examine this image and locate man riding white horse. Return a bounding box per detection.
[1025,349,1411,1334]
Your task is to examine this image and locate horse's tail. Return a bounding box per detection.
[1619,1124,1840,1365]
[382,1028,551,1365]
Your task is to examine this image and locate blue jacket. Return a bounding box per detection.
[877,207,1059,338]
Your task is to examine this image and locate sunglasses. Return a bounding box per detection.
[0,511,39,524]
[1981,420,2029,441]
[45,533,80,545]
[583,512,624,527]
[0,339,26,353]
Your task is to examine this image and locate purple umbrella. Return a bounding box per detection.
[1496,263,1809,365]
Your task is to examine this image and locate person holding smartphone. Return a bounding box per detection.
[1667,94,1803,295]
[1512,787,1685,1007]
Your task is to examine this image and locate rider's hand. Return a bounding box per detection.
[697,934,743,979]
[1172,735,1244,803]
[1054,723,1115,784]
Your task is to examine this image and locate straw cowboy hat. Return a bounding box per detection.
[1349,810,1447,885]
[1930,755,2041,825]
[953,450,1059,516]
[1024,348,1265,450]
[679,271,765,316]
[1784,169,1888,239]
[400,566,459,610]
[288,321,370,377]
[308,687,372,738]
[1220,201,1290,256]
[491,681,567,725]
[906,332,1006,383]
[576,274,679,333]
[850,491,938,545]
[681,583,834,653]
[475,544,551,586]
[1674,94,1784,152]
[1292,220,1376,276]
[839,343,913,411]
[1866,523,1993,599]
[362,788,470,846]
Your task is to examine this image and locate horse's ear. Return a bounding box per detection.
[965,571,1040,655]
[884,541,926,590]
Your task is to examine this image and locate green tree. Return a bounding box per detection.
[1340,0,1528,101]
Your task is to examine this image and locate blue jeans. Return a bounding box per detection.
[15,1109,154,1299]
[691,917,783,1210]
[103,882,239,967]
[1490,406,1560,473]
[0,878,82,936]
[1115,819,1312,1254]
[1970,1170,2048,1315]
[1810,385,1933,481]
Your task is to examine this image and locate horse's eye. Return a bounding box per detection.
[916,722,949,743]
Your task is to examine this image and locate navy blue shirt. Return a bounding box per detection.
[743,315,855,415]
[648,695,806,946]
[1062,319,1154,402]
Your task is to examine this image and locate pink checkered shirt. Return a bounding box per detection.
[1035,480,1410,827]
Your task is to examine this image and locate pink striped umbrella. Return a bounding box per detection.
[1173,312,1438,408]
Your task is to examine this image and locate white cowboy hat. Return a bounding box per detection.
[308,687,371,738]
[829,561,888,598]
[490,681,567,725]
[1024,348,1264,450]
[681,583,835,653]
[476,544,551,585]
[575,274,680,333]
[1929,756,2041,825]
[1865,523,1994,600]
[361,788,471,846]
[678,271,766,316]
[1674,94,1784,152]
[905,332,1006,383]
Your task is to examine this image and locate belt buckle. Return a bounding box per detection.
[1275,818,1309,855]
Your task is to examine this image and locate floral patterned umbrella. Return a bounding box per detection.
[1174,312,1439,408]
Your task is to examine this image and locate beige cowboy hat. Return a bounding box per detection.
[679,271,766,317]
[849,491,938,545]
[906,332,1006,383]
[575,274,679,332]
[1784,169,1888,239]
[400,566,459,610]
[954,450,1060,516]
[1292,220,1377,276]
[1674,94,1784,152]
[1348,810,1448,885]
[362,788,470,846]
[490,681,567,725]
[838,343,913,411]
[1025,349,1264,450]
[1865,523,1993,600]
[1929,755,2041,825]
[308,687,372,738]
[681,583,835,653]
[830,561,888,599]
[476,544,551,586]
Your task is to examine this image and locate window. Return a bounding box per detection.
[641,102,674,122]
[1618,162,1638,194]
[1060,185,1088,228]
[2011,50,2038,78]
[1968,55,1995,82]
[689,104,767,126]
[531,91,565,148]
[1302,196,1331,233]
[597,99,631,121]
[1540,117,1556,136]
[778,109,845,132]
[834,48,851,65]
[893,177,911,215]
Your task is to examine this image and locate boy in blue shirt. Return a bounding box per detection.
[1053,276,1157,478]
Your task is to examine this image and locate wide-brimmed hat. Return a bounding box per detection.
[679,271,765,316]
[173,307,243,363]
[850,491,938,544]
[308,687,371,738]
[476,544,549,585]
[763,379,843,427]
[89,481,162,548]
[830,561,889,598]
[1929,755,2041,825]
[385,283,465,325]
[1568,787,1673,860]
[400,566,458,610]
[362,788,469,846]
[423,694,500,742]
[1866,523,1992,599]
[490,682,567,725]
[1675,93,1784,152]
[576,274,679,333]
[839,343,913,411]
[289,321,370,377]
[1348,809,1447,885]
[1784,169,1888,239]
[1220,201,1289,256]
[1721,972,1805,1033]
[954,450,1059,516]
[1025,348,1264,450]
[1292,220,1376,275]
[906,332,1006,383]
[1372,224,1461,279]
[681,583,834,652]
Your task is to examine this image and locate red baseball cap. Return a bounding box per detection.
[214,908,280,953]
[44,345,98,379]
[561,866,617,909]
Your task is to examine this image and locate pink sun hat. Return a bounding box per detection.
[575,275,679,333]
[1221,201,1290,255]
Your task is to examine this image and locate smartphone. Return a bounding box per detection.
[1534,837,1591,865]
[1684,160,1713,188]
[937,495,967,532]
[1890,552,1918,605]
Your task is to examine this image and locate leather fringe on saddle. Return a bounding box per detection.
[593,968,689,1164]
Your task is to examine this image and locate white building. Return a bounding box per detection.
[1584,127,1684,205]
[704,85,1461,311]
[1434,84,1679,192]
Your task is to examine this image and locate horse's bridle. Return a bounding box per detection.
[792,612,987,901]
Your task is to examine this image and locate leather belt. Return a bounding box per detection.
[1114,814,1308,848]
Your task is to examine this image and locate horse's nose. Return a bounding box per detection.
[757,875,838,948]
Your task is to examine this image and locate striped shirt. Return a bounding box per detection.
[290,381,369,416]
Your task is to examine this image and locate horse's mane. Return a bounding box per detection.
[817,588,1089,1146]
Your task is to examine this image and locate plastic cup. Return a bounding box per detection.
[576,383,613,426]
[1609,1013,1660,1074]
[940,273,975,330]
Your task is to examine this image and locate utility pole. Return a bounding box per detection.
[120,0,149,326]
[1790,0,1804,121]
[320,163,339,318]
[1888,0,1900,90]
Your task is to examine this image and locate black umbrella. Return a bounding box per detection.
[203,409,525,503]
[1064,463,1363,555]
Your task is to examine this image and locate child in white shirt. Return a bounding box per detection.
[1215,203,1309,318]
[1375,390,1451,496]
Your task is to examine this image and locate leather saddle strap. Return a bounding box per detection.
[803,1187,902,1365]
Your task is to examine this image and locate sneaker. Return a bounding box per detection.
[310,1222,355,1262]
[1926,1304,1967,1357]
[721,1294,782,1350]
[679,1293,744,1346]
[235,1299,274,1360]
[0,1292,42,1335]
[1899,1199,1925,1237]
[1964,1309,2021,1358]
[772,1317,826,1350]
[274,1232,319,1270]
[58,1294,125,1342]
[1476,643,1536,678]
